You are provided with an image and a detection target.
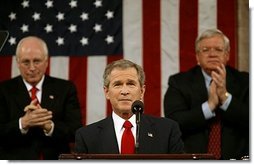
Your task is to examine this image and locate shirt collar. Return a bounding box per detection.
[201,69,212,89]
[112,111,136,133]
[23,75,45,92]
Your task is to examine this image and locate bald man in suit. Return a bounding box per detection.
[0,36,82,160]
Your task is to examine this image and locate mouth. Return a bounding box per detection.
[207,59,220,63]
[118,99,132,102]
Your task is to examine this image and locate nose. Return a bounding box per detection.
[120,85,129,95]
[28,62,36,70]
[208,48,218,55]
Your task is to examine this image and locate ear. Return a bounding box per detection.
[104,86,110,100]
[225,52,230,62]
[45,58,49,68]
[140,85,146,100]
[196,53,200,65]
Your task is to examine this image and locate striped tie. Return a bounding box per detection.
[30,86,39,105]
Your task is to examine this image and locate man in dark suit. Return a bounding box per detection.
[164,29,249,160]
[0,36,82,160]
[75,59,184,154]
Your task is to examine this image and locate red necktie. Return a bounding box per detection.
[208,113,221,159]
[121,121,135,154]
[31,86,44,159]
[30,86,39,105]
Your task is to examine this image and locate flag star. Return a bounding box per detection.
[69,0,77,8]
[9,12,16,21]
[8,37,16,45]
[21,0,29,8]
[93,23,102,33]
[20,24,29,33]
[105,10,114,19]
[105,35,114,44]
[94,0,102,8]
[80,37,89,46]
[32,12,41,21]
[56,37,64,46]
[56,12,65,21]
[68,24,77,33]
[44,24,53,33]
[45,0,53,8]
[80,12,89,21]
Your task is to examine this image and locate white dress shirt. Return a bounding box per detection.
[112,111,136,152]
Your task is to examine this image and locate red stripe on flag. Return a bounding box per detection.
[179,0,198,72]
[0,56,12,81]
[143,0,161,117]
[69,57,88,125]
[217,0,237,68]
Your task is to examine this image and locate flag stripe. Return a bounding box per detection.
[0,57,12,81]
[179,0,198,72]
[69,57,88,125]
[123,0,143,65]
[143,0,161,117]
[50,57,69,80]
[86,56,107,124]
[11,57,19,78]
[198,0,217,33]
[217,0,237,68]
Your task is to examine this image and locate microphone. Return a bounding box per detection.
[131,100,144,120]
[131,100,144,154]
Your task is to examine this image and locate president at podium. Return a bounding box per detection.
[75,59,185,154]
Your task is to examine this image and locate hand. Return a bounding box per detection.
[21,100,53,130]
[23,99,39,112]
[208,80,219,111]
[42,120,53,134]
[211,63,228,104]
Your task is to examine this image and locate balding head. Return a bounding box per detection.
[16,36,48,62]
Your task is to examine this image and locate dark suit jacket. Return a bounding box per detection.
[163,65,249,160]
[75,114,184,154]
[0,75,82,160]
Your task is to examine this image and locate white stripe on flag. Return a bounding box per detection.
[123,0,143,66]
[86,56,107,125]
[11,57,19,78]
[198,0,217,35]
[50,57,69,80]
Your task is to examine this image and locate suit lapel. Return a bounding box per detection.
[14,77,31,112]
[97,117,119,153]
[225,67,238,95]
[138,115,156,153]
[40,76,56,108]
[191,67,208,102]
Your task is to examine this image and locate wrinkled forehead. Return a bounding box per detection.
[198,35,225,47]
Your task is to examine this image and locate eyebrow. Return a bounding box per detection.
[112,79,137,84]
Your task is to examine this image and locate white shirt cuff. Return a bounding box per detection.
[19,118,29,134]
[202,102,216,120]
[220,93,232,111]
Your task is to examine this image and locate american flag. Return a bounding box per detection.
[0,0,237,125]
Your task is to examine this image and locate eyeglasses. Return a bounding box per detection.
[199,47,226,55]
[19,59,44,67]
